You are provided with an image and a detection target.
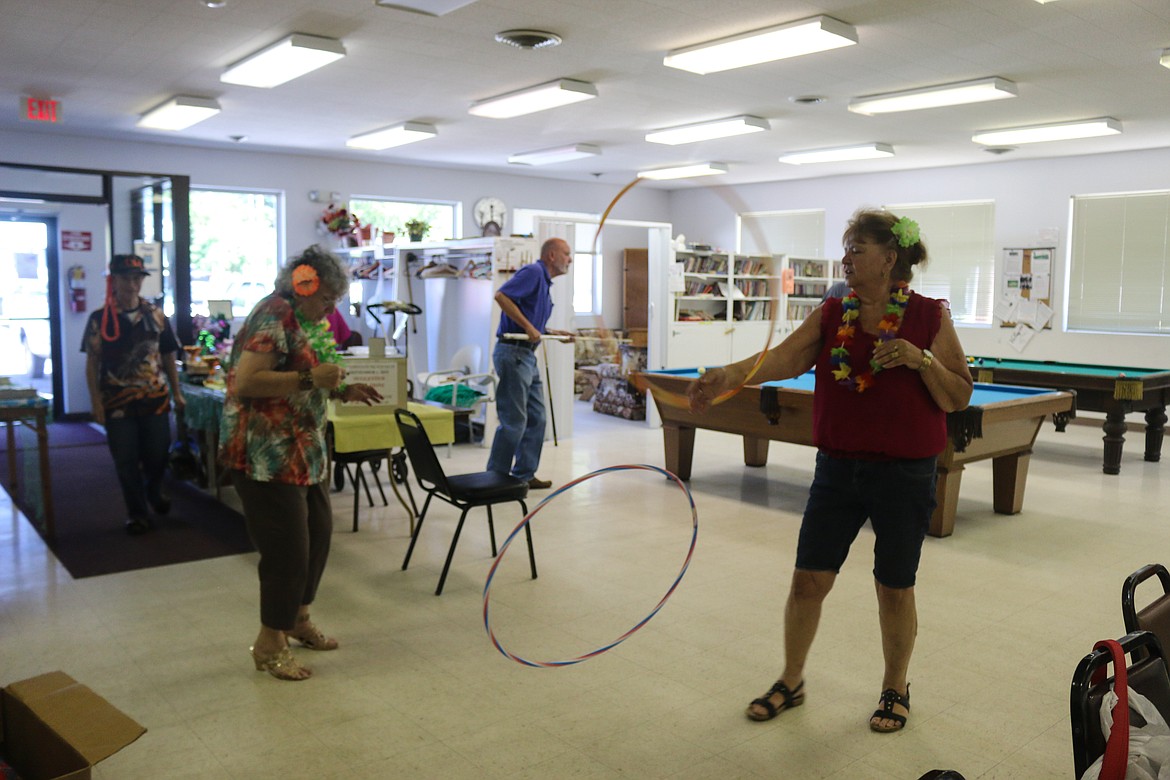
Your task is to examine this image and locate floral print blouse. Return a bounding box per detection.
[219,294,327,485]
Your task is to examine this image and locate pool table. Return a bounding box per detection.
[969,357,1170,475]
[640,369,1075,538]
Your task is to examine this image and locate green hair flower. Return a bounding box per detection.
[891,216,920,248]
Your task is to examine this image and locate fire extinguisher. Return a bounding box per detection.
[67,265,86,313]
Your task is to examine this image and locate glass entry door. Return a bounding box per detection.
[0,218,57,401]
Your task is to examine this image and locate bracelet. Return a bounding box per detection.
[918,349,934,373]
[298,369,314,390]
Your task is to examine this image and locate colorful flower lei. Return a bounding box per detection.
[829,283,910,392]
[296,309,347,393]
[890,216,920,248]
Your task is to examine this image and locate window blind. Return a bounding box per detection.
[885,201,995,325]
[1068,191,1170,334]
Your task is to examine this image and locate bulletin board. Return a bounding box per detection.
[997,247,1054,329]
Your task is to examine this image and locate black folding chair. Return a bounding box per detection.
[1123,564,1170,668]
[1070,630,1170,778]
[395,408,536,595]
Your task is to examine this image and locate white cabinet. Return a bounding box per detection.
[665,249,784,367]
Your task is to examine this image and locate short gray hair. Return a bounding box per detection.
[274,245,349,299]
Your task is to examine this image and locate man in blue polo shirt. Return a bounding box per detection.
[488,237,574,489]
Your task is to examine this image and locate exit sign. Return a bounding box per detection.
[21,97,60,123]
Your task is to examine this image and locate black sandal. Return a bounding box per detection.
[746,679,804,721]
[869,685,910,732]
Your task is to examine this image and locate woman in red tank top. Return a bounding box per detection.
[689,209,973,733]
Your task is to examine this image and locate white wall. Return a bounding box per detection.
[1,128,671,415]
[667,147,1170,369]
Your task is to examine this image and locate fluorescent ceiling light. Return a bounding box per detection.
[1162,49,1170,70]
[373,0,480,15]
[645,115,769,145]
[508,143,601,165]
[221,34,346,88]
[137,95,221,130]
[663,16,857,75]
[346,121,437,150]
[469,78,597,118]
[636,162,729,180]
[848,77,1017,115]
[972,117,1121,145]
[779,143,894,165]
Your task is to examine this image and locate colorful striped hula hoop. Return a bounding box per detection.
[482,463,699,668]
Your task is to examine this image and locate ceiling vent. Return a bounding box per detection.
[495,30,562,50]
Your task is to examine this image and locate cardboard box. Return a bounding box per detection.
[0,671,145,780]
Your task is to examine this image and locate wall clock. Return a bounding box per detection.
[473,196,506,237]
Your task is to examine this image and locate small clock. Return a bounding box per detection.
[473,196,507,237]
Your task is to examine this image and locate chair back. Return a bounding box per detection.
[1070,630,1170,777]
[395,408,452,495]
[450,344,482,375]
[1124,564,1170,657]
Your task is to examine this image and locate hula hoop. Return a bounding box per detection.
[483,464,699,667]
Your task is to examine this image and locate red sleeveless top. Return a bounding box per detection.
[813,291,946,459]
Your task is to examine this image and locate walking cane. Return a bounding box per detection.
[542,338,557,446]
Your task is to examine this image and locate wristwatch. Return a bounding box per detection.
[918,349,934,373]
[298,369,314,390]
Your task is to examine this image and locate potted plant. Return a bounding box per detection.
[404,218,430,242]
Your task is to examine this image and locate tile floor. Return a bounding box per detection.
[1,406,1166,779]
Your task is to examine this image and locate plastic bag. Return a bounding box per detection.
[1081,686,1170,780]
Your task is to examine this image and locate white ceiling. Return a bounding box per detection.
[2,0,1169,188]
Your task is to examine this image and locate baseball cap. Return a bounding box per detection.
[109,254,151,276]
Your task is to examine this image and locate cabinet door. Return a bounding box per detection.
[623,248,648,330]
[666,322,732,369]
[730,320,786,363]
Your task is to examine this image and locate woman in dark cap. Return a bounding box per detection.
[82,253,184,535]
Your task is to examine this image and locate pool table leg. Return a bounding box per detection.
[663,424,695,481]
[743,436,769,467]
[991,450,1031,515]
[931,465,962,538]
[1102,412,1127,475]
[1145,406,1166,463]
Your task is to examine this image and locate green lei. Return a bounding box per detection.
[296,309,347,393]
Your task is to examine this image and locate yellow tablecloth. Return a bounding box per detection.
[328,401,454,453]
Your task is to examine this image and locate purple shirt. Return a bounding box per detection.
[496,261,553,337]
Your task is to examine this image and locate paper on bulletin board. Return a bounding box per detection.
[999,247,1054,328]
[1008,323,1037,352]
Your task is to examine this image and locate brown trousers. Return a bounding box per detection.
[232,472,332,630]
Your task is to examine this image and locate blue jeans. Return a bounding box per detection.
[105,412,171,519]
[487,342,545,481]
[794,451,938,588]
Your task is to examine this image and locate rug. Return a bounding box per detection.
[0,422,254,579]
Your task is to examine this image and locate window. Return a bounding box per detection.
[189,189,281,317]
[515,209,601,316]
[348,198,457,242]
[884,201,996,325]
[738,209,825,257]
[1068,190,1170,334]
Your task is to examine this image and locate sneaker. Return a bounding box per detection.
[125,516,151,535]
[527,477,552,490]
[149,494,171,515]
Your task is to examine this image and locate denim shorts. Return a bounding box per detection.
[794,451,938,589]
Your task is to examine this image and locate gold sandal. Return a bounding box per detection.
[250,646,312,681]
[287,614,339,651]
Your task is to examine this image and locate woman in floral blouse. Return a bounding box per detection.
[221,245,381,681]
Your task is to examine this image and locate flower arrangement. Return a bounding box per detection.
[321,203,360,238]
[192,313,232,356]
